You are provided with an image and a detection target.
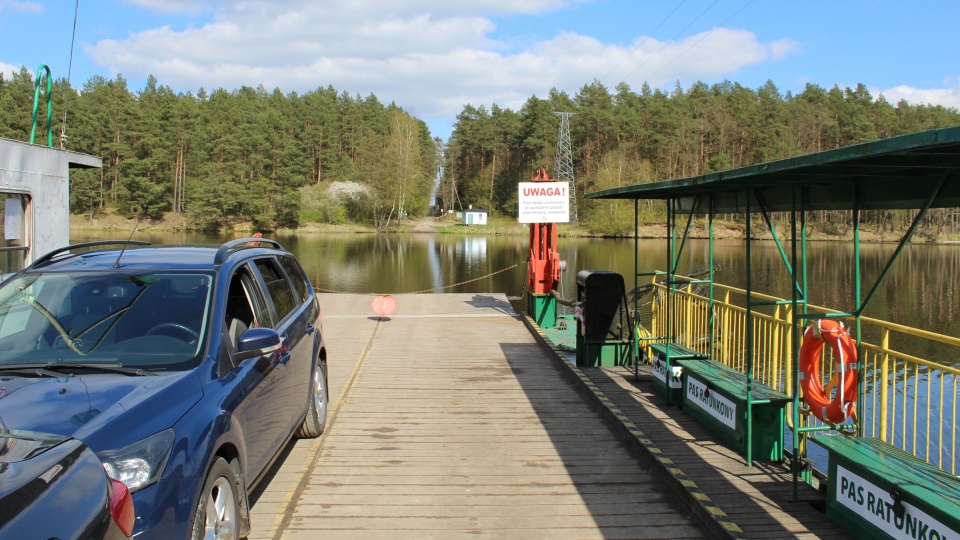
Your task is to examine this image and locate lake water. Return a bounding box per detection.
[72,231,960,343]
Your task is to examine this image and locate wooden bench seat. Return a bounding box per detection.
[811,435,960,539]
[675,358,791,461]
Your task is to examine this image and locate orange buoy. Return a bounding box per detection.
[799,319,858,424]
[372,294,396,318]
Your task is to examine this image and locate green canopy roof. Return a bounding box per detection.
[585,126,960,213]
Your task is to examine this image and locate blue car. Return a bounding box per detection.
[0,239,329,538]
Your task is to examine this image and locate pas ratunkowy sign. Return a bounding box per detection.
[518,182,570,224]
[685,375,737,429]
[653,358,683,389]
[835,465,958,540]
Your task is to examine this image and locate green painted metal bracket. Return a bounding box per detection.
[857,170,951,316]
[30,64,53,147]
[671,195,700,274]
[757,193,805,299]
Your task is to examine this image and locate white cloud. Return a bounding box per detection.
[87,2,794,137]
[1,61,22,80]
[0,0,43,14]
[877,78,960,110]
[603,29,801,87]
[769,38,800,61]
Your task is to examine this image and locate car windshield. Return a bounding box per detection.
[0,271,213,371]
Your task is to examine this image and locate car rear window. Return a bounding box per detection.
[279,256,311,303]
[255,259,298,322]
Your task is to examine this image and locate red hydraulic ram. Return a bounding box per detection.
[527,168,561,295]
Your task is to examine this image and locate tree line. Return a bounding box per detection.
[0,67,437,231]
[3,66,959,236]
[442,80,960,236]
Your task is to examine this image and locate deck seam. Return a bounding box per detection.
[522,314,747,540]
[268,318,383,540]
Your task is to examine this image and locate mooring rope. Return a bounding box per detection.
[313,260,525,295]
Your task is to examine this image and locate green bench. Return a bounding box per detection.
[648,342,707,405]
[811,435,960,540]
[675,358,791,461]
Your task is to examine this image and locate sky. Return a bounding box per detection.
[2,0,959,142]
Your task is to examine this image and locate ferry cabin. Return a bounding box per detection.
[0,137,101,274]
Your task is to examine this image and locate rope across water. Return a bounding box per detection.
[313,260,525,295]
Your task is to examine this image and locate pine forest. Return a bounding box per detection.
[2,67,960,236]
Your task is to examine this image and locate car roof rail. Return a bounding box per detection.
[214,238,284,266]
[29,240,153,269]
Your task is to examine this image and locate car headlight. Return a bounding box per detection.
[98,429,175,493]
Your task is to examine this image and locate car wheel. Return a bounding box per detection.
[191,457,240,540]
[297,361,328,438]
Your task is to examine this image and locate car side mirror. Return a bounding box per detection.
[232,327,281,362]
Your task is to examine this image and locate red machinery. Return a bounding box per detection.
[527,168,561,295]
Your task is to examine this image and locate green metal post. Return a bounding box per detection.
[853,190,863,436]
[801,200,808,317]
[745,193,754,465]
[708,200,715,359]
[800,190,810,484]
[634,199,640,382]
[791,188,800,499]
[665,200,676,402]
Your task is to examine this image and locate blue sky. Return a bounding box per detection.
[2,0,959,141]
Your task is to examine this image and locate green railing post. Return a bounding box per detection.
[790,188,801,499]
[853,191,863,436]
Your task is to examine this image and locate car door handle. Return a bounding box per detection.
[280,350,291,365]
[306,324,315,335]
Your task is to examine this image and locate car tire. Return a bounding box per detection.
[297,361,328,438]
[191,457,240,540]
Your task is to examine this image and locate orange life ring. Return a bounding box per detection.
[799,319,858,424]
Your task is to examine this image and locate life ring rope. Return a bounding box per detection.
[798,319,859,425]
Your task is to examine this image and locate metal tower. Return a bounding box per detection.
[553,112,577,223]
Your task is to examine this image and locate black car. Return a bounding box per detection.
[0,429,134,539]
[0,238,328,538]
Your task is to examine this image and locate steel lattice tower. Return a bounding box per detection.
[553,112,577,223]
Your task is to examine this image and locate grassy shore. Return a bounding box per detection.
[71,212,959,243]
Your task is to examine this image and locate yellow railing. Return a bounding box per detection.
[645,276,960,474]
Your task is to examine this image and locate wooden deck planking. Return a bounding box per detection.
[581,366,852,539]
[251,293,706,539]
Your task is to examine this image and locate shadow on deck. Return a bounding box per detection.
[522,314,852,539]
